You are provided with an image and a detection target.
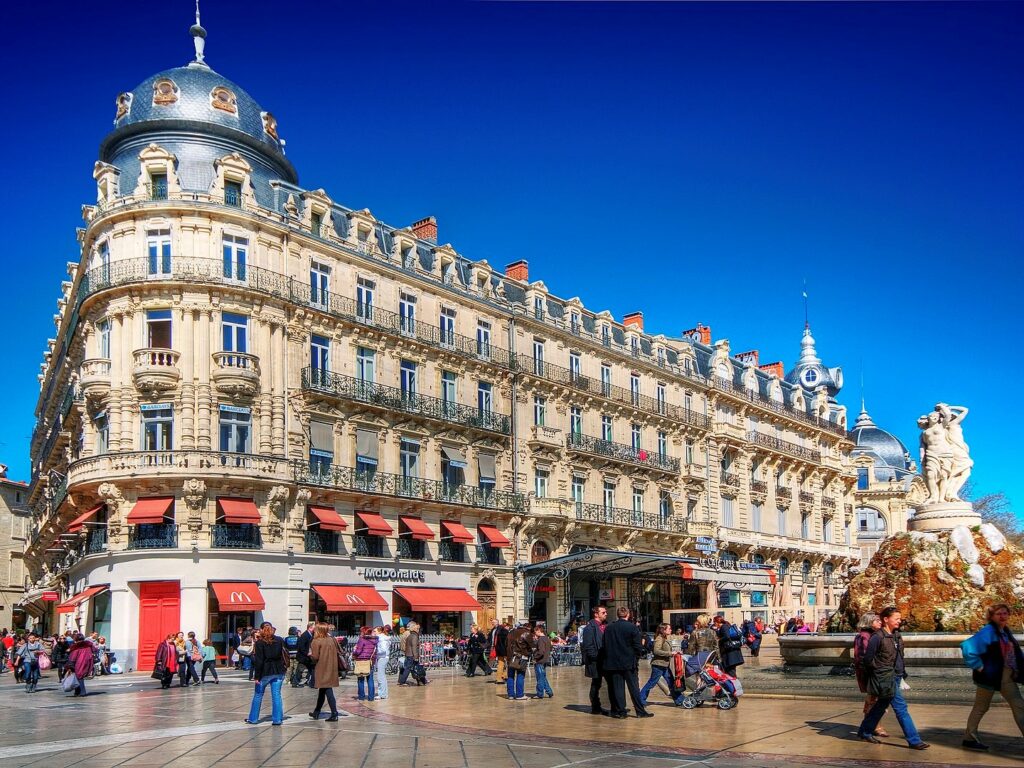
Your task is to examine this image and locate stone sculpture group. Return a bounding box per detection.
[917,403,972,504]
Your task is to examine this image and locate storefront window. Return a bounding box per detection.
[208,589,254,661]
[308,588,366,634]
[91,590,112,640]
[718,590,741,608]
[751,591,768,607]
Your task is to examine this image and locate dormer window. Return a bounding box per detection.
[630,336,639,357]
[152,78,179,106]
[534,296,545,320]
[570,312,581,335]
[310,211,323,237]
[211,86,237,114]
[601,325,611,347]
[115,92,133,120]
[401,243,414,268]
[224,180,242,208]
[149,172,168,201]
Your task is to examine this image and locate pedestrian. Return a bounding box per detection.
[200,638,219,683]
[18,632,42,693]
[712,615,744,677]
[960,603,1024,750]
[581,605,609,715]
[464,624,490,677]
[245,622,287,726]
[239,628,256,680]
[640,623,683,707]
[689,614,718,664]
[294,621,315,688]
[183,631,202,686]
[352,625,377,701]
[66,633,94,697]
[857,606,929,750]
[741,616,764,658]
[228,627,242,668]
[374,625,391,700]
[308,623,341,721]
[153,633,177,689]
[505,619,534,701]
[51,634,70,682]
[853,613,888,738]
[398,621,426,686]
[603,607,653,719]
[488,618,509,684]
[531,624,554,699]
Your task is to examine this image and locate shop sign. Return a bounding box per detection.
[699,557,763,572]
[41,591,59,601]
[696,536,717,547]
[533,585,556,593]
[361,568,426,582]
[598,588,615,601]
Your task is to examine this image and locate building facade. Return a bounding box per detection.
[24,17,860,669]
[0,467,31,630]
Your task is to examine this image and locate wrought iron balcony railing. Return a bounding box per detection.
[720,471,740,489]
[211,524,262,549]
[305,529,341,555]
[822,496,837,510]
[127,523,178,550]
[292,463,525,513]
[475,544,502,566]
[566,432,680,473]
[398,537,427,560]
[746,431,822,463]
[776,487,792,500]
[750,479,768,495]
[81,527,108,555]
[574,502,686,533]
[439,540,467,563]
[354,534,385,558]
[799,491,815,504]
[301,368,511,435]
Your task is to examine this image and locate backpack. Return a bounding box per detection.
[726,623,742,643]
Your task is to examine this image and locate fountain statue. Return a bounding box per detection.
[908,403,979,531]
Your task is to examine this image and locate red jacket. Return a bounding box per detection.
[155,640,178,673]
[68,641,94,679]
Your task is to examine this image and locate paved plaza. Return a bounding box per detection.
[0,664,1020,768]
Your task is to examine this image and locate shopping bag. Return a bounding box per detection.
[37,654,52,671]
[62,672,79,692]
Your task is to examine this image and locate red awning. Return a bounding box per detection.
[126,496,174,525]
[441,520,474,544]
[356,511,393,536]
[67,504,105,534]
[312,584,388,612]
[217,497,261,524]
[210,582,266,611]
[56,585,109,614]
[394,587,482,612]
[308,505,346,531]
[478,524,510,548]
[399,516,434,540]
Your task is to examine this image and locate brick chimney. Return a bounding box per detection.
[736,349,760,367]
[411,216,437,244]
[504,260,529,282]
[759,361,785,378]
[623,312,644,332]
[683,323,711,345]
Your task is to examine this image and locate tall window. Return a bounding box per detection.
[570,406,582,437]
[222,234,247,281]
[572,476,585,505]
[778,509,786,537]
[532,339,545,376]
[601,415,613,442]
[310,335,329,381]
[630,374,640,406]
[603,480,615,510]
[221,312,248,356]
[97,319,111,359]
[779,557,790,576]
[659,491,671,521]
[752,503,762,533]
[630,336,639,356]
[97,241,110,284]
[823,516,833,543]
[440,307,456,346]
[601,325,610,347]
[685,439,694,465]
[476,320,491,358]
[94,414,109,455]
[535,469,549,498]
[656,383,666,414]
[219,407,251,453]
[721,496,734,527]
[356,277,375,321]
[570,312,581,334]
[801,513,810,539]
[400,439,419,481]
[477,381,493,416]
[631,423,641,451]
[147,230,171,276]
[356,347,376,387]
[657,431,667,458]
[141,405,173,451]
[569,352,581,382]
[857,467,869,490]
[224,179,242,207]
[632,487,644,514]
[150,171,167,200]
[146,309,172,349]
[310,211,323,236]
[399,292,417,335]
[533,296,545,319]
[441,371,457,416]
[533,396,546,427]
[601,364,611,396]
[310,262,330,309]
[400,360,417,399]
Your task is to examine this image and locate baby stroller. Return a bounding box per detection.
[675,650,742,710]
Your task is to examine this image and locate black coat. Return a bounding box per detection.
[489,625,509,656]
[580,619,605,678]
[296,630,313,660]
[602,619,644,672]
[253,636,287,679]
[715,622,745,670]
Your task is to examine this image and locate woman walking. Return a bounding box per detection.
[308,623,340,721]
[153,634,177,689]
[854,613,889,738]
[181,631,201,686]
[960,603,1024,750]
[18,632,43,693]
[640,623,683,706]
[51,634,70,683]
[246,622,287,726]
[374,626,391,700]
[200,638,219,683]
[352,625,377,701]
[66,633,94,697]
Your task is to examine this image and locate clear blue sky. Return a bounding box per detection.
[0,2,1020,518]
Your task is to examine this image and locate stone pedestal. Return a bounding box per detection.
[908,501,979,532]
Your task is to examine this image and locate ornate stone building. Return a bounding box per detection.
[24,15,860,667]
[0,466,31,629]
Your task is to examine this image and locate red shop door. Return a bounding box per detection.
[138,581,180,671]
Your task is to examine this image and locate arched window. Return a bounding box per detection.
[752,553,766,565]
[823,562,835,585]
[530,541,551,564]
[802,559,812,577]
[779,557,789,576]
[855,507,887,534]
[721,551,739,565]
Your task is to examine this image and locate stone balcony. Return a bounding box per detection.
[132,348,181,394]
[717,526,856,560]
[67,450,290,489]
[528,425,563,451]
[79,358,111,402]
[211,351,261,398]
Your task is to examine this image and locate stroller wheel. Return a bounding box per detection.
[678,696,697,710]
[717,697,734,710]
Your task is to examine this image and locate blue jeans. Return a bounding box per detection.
[506,669,525,699]
[23,660,39,687]
[859,687,922,745]
[248,674,285,724]
[534,664,552,697]
[357,672,376,700]
[640,665,682,706]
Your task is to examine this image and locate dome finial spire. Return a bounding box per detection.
[802,279,809,330]
[190,0,208,67]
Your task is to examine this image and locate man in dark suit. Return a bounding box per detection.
[293,621,315,687]
[581,605,609,715]
[488,618,510,684]
[602,606,653,718]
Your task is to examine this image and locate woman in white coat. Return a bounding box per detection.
[374,626,392,700]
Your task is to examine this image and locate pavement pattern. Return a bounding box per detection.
[0,663,1020,768]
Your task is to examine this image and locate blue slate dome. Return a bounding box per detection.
[850,407,913,479]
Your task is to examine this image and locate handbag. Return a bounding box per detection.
[354,659,372,676]
[62,672,79,692]
[151,666,165,680]
[191,645,202,663]
[867,668,896,699]
[37,654,52,671]
[508,653,530,672]
[238,642,254,657]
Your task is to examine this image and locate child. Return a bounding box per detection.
[200,638,219,683]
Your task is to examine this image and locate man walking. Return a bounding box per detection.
[532,624,554,699]
[581,605,609,715]
[465,624,491,677]
[294,621,315,687]
[228,627,243,668]
[858,606,929,750]
[399,622,425,686]
[603,606,653,719]
[489,618,510,684]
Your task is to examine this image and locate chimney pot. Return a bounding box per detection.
[504,260,529,282]
[623,312,644,332]
[411,216,437,244]
[759,361,785,378]
[683,323,711,345]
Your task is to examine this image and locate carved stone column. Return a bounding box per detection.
[266,485,289,546]
[196,310,212,450]
[272,324,286,453]
[180,307,196,449]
